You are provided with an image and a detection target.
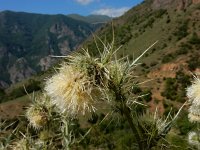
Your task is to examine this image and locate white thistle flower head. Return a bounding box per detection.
[186,77,200,105]
[188,113,200,123]
[188,131,200,148]
[188,105,200,123]
[45,65,98,117]
[26,105,48,129]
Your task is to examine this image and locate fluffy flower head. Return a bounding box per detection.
[26,105,48,129]
[45,65,97,117]
[187,77,200,123]
[186,77,200,105]
[188,131,200,147]
[188,105,200,122]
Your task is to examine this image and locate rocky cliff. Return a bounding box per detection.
[152,0,200,10]
[0,11,108,88]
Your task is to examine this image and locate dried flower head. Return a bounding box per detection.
[26,105,48,129]
[45,65,98,117]
[188,113,200,123]
[186,76,200,123]
[186,77,200,105]
[188,131,200,148]
[188,105,200,122]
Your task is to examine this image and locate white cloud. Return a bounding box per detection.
[75,0,94,5]
[92,7,130,17]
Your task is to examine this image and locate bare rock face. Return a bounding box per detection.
[58,40,71,55]
[38,56,57,71]
[176,0,193,10]
[152,0,200,10]
[152,0,173,9]
[193,0,200,3]
[0,80,9,89]
[50,23,75,40]
[8,58,36,84]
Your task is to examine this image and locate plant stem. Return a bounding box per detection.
[110,81,145,149]
[122,103,145,150]
[62,118,70,150]
[197,123,200,150]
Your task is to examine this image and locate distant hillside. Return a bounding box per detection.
[67,14,111,24]
[0,11,107,88]
[84,0,200,113]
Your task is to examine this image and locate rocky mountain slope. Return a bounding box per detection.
[0,11,109,88]
[152,0,200,9]
[84,0,200,114]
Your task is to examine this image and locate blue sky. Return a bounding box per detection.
[0,0,144,17]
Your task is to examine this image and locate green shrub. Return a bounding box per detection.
[187,55,200,70]
[150,61,157,67]
[162,53,175,63]
[161,78,177,100]
[132,85,142,94]
[141,89,152,102]
[176,71,191,88]
[176,43,192,55]
[189,32,200,49]
[166,16,171,23]
[189,32,200,45]
[162,72,191,102]
[143,17,155,29]
[173,19,189,40]
[154,9,167,18]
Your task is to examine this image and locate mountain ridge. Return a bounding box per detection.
[0,10,110,88]
[67,14,111,24]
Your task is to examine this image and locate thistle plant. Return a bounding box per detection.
[2,36,185,149]
[6,93,80,149]
[43,37,183,149]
